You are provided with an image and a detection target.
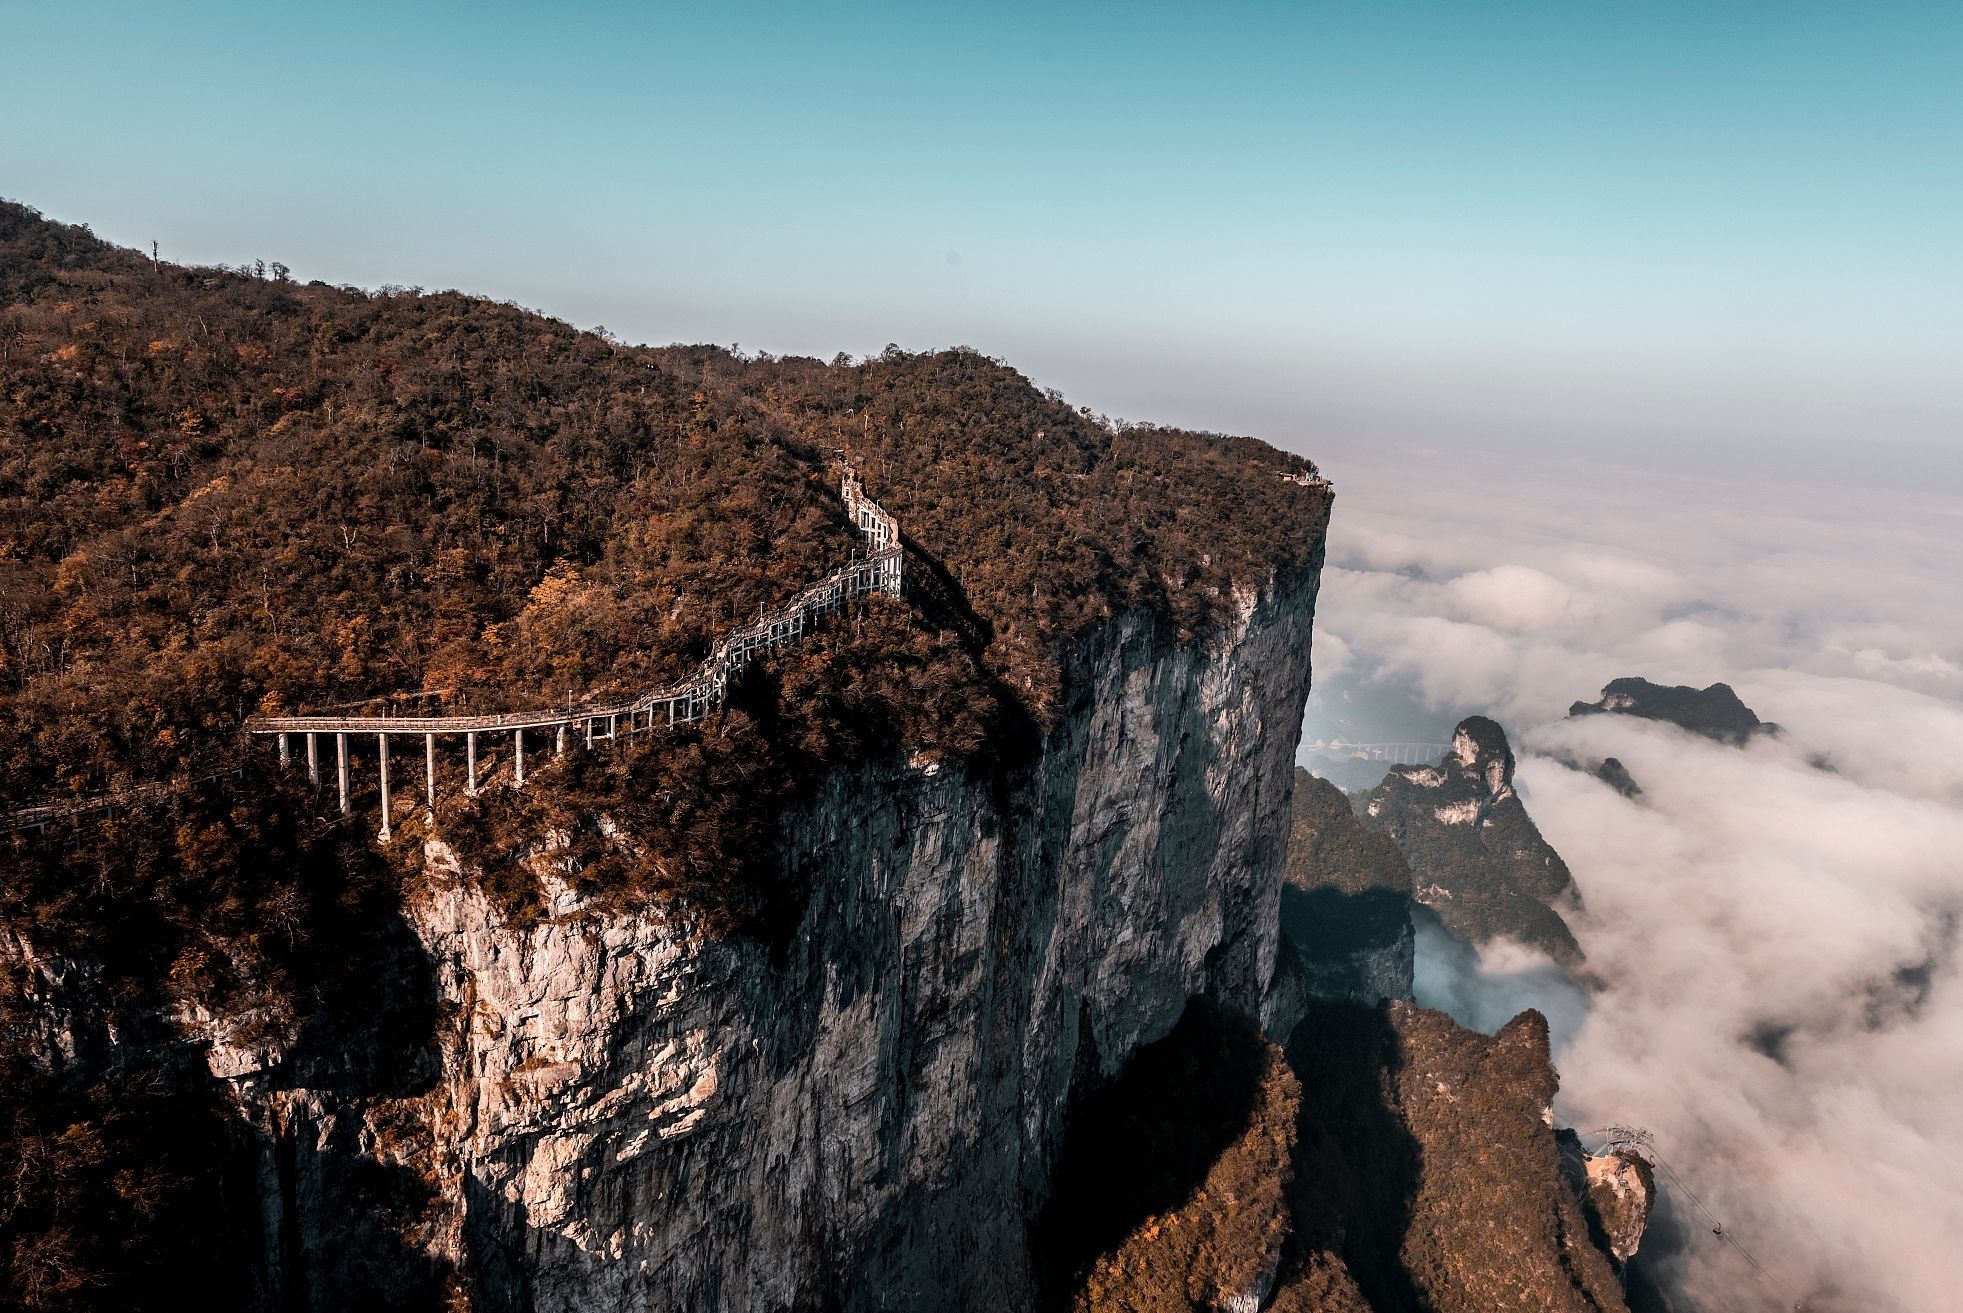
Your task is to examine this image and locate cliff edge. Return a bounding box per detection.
[0,200,1330,1312]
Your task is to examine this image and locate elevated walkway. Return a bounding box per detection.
[8,462,904,839]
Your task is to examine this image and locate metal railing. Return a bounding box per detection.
[6,461,904,837]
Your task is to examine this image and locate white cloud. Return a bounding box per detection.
[1368,614,1519,710]
[1521,729,1963,1313]
[1306,451,1963,1313]
[1309,627,1355,686]
[1445,564,1589,632]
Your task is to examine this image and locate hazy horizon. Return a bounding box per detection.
[7,4,1963,1308]
[7,1,1960,491]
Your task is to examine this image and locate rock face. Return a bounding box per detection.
[1570,677,1777,745]
[1582,1149,1656,1262]
[1279,769,1415,1003]
[1363,717,1584,964]
[211,578,1321,1311]
[1558,1134,1657,1265]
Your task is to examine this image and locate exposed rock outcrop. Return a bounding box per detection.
[1557,1130,1657,1265]
[215,576,1322,1312]
[1363,717,1584,965]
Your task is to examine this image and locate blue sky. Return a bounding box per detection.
[6,1,1959,486]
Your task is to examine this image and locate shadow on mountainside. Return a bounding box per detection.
[280,866,445,1101]
[898,529,1046,775]
[0,763,451,1312]
[898,527,996,656]
[1280,1001,1427,1312]
[249,1111,458,1312]
[1032,999,1274,1311]
[1280,887,1412,971]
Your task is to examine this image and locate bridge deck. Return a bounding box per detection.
[10,462,904,834]
[244,520,899,736]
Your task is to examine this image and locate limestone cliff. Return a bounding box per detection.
[205,575,1321,1311]
[1557,1131,1657,1266]
[0,200,1345,1312]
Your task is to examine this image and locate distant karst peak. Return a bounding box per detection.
[1361,716,1584,966]
[1569,676,1778,745]
[1449,714,1516,794]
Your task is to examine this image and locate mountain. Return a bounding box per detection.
[0,202,1646,1312]
[1593,756,1643,797]
[1569,677,1778,745]
[1361,717,1584,964]
[0,199,1326,1310]
[1281,1002,1635,1311]
[1032,999,1644,1313]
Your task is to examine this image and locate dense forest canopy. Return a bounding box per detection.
[0,194,1333,952]
[0,199,1327,807]
[0,196,1330,950]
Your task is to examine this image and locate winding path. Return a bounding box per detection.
[7,462,903,838]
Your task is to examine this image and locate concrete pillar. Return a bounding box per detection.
[377,734,392,841]
[425,733,436,812]
[556,723,566,756]
[307,732,319,786]
[585,717,594,748]
[466,732,478,795]
[337,733,350,815]
[278,733,290,769]
[514,729,526,787]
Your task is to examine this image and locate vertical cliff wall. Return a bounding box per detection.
[225,568,1321,1312]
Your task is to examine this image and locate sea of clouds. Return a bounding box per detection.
[1301,449,1963,1313]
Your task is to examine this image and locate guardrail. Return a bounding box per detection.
[7,461,904,840]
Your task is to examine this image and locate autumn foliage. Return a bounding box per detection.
[0,201,1328,1310]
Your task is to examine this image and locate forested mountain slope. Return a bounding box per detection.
[0,199,1329,933]
[1,201,1324,800]
[0,203,1333,1311]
